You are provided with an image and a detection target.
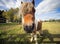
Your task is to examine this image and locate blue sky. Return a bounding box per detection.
[35,0,42,7]
[35,0,60,21]
[0,0,60,21]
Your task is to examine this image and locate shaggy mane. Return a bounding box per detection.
[20,2,35,16]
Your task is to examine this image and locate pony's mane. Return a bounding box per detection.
[20,2,35,15]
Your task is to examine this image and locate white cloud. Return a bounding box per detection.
[35,0,60,15]
[21,0,32,2]
[35,0,60,21]
[0,3,4,6]
[0,0,22,9]
[0,0,33,10]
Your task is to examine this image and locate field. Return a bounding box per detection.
[0,22,60,44]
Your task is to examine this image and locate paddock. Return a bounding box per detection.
[0,22,60,44]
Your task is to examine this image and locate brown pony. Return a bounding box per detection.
[20,0,36,33]
[20,0,43,44]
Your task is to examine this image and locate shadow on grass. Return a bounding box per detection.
[38,30,60,44]
[0,33,32,44]
[0,30,60,44]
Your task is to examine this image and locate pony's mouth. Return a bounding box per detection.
[24,23,35,33]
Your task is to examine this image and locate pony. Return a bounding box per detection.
[20,0,43,44]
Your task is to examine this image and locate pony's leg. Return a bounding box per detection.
[33,25,38,44]
[34,34,38,44]
[39,30,43,36]
[30,33,34,42]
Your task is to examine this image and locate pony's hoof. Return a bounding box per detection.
[28,37,33,42]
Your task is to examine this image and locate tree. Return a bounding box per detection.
[2,8,20,23]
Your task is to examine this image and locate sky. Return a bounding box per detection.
[0,0,60,21]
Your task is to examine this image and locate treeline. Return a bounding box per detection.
[44,19,60,22]
[0,8,22,23]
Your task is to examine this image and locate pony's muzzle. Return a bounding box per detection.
[24,23,35,33]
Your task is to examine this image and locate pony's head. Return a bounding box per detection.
[20,0,35,25]
[20,0,35,33]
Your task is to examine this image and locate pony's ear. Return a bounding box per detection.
[21,1,23,4]
[32,0,35,6]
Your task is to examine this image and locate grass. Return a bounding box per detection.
[42,22,60,34]
[0,22,60,44]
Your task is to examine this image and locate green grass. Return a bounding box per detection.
[0,23,19,27]
[0,22,60,44]
[42,22,60,34]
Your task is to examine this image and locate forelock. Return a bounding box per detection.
[20,2,34,15]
